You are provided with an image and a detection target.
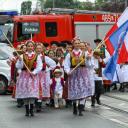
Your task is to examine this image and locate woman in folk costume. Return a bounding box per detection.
[15,41,42,117]
[84,43,95,98]
[64,38,92,116]
[47,49,57,106]
[64,42,73,57]
[35,44,56,111]
[79,42,94,109]
[50,68,65,108]
[64,42,73,108]
[12,44,27,108]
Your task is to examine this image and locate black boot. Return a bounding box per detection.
[36,102,42,112]
[66,100,72,108]
[112,83,117,90]
[25,105,29,117]
[91,96,95,107]
[96,94,101,105]
[78,104,84,116]
[107,86,110,92]
[30,104,34,116]
[73,102,77,115]
[82,101,86,111]
[17,99,24,108]
[121,84,125,92]
[49,99,54,107]
[104,85,107,92]
[119,84,122,91]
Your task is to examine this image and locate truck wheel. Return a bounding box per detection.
[0,76,8,95]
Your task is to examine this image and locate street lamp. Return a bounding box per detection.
[53,0,55,8]
[115,0,117,12]
[125,0,128,8]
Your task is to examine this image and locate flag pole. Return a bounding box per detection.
[31,33,32,41]
[94,36,109,51]
[2,31,32,74]
[69,37,109,75]
[69,59,85,74]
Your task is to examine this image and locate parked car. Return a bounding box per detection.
[0,43,14,94]
[0,43,14,58]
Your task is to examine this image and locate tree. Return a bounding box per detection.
[79,1,94,10]
[36,0,125,13]
[39,0,79,9]
[20,1,32,15]
[95,0,125,12]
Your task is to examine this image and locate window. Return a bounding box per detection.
[45,22,57,37]
[17,22,34,42]
[0,50,9,60]
[0,23,13,43]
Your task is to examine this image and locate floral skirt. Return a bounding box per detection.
[16,71,40,99]
[39,71,51,99]
[67,67,92,100]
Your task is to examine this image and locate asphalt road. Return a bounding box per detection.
[0,95,127,128]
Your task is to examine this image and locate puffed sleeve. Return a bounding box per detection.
[45,56,56,72]
[85,52,95,68]
[32,55,42,75]
[15,55,23,69]
[64,53,71,74]
[86,57,95,69]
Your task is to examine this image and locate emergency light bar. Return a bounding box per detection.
[0,11,18,16]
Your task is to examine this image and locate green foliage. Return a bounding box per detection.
[44,0,78,9]
[79,1,94,10]
[95,0,125,12]
[33,0,126,13]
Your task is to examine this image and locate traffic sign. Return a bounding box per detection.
[22,22,40,34]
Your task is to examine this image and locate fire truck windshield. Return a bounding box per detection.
[17,22,38,42]
[0,23,13,43]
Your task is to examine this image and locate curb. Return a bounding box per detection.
[104,94,128,102]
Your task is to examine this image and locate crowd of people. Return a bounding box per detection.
[9,37,128,117]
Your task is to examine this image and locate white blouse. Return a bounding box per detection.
[39,54,56,72]
[16,51,42,75]
[64,49,92,74]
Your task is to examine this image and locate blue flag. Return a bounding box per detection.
[103,51,118,81]
[103,26,128,81]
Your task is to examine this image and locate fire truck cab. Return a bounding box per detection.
[12,14,74,47]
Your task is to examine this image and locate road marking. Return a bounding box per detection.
[119,103,126,106]
[110,118,128,126]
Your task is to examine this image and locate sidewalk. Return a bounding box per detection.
[101,91,128,113]
[104,91,128,101]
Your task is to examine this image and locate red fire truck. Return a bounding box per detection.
[12,11,120,48]
[0,9,120,48]
[12,14,75,47]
